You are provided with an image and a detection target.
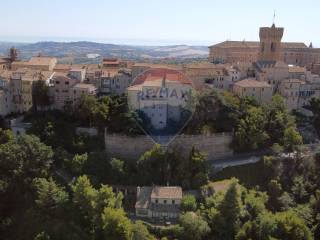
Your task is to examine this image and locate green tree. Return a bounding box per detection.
[132,221,155,240]
[71,175,124,236]
[267,179,283,211]
[0,134,53,193]
[137,144,167,184]
[33,178,68,215]
[273,211,312,240]
[76,94,99,126]
[282,126,303,152]
[180,194,197,212]
[179,212,210,240]
[71,153,88,175]
[110,158,125,183]
[188,147,209,189]
[101,207,132,240]
[0,128,15,144]
[71,175,98,233]
[217,181,241,240]
[32,79,51,111]
[34,231,51,240]
[234,106,269,151]
[264,94,295,144]
[307,97,320,135]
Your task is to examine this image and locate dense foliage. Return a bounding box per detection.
[1,92,318,239]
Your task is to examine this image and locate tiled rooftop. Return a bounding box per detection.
[234,78,271,88]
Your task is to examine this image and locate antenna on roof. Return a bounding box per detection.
[272,10,276,25]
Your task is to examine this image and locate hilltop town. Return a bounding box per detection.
[1,23,320,240]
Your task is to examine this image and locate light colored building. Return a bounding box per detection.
[0,73,11,116]
[52,73,97,110]
[9,69,54,113]
[233,78,273,103]
[102,58,120,69]
[135,186,182,220]
[68,67,86,82]
[100,69,132,95]
[52,74,77,110]
[127,68,193,130]
[84,65,102,87]
[278,79,320,110]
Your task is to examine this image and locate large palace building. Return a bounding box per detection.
[209,25,320,67]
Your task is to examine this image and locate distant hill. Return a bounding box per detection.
[0,41,209,63]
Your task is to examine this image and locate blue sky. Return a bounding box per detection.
[0,0,319,46]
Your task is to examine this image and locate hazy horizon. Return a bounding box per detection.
[1,0,320,47]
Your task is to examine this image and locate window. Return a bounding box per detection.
[65,81,69,85]
[155,199,158,204]
[164,200,167,204]
[172,200,175,204]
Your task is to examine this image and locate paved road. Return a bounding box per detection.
[209,154,262,171]
[209,143,320,171]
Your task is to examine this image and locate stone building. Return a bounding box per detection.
[51,73,96,110]
[100,69,131,95]
[233,78,273,103]
[209,25,320,67]
[135,186,182,220]
[9,69,54,113]
[278,79,320,110]
[68,67,86,82]
[0,77,11,116]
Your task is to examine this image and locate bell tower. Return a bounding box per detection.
[258,23,284,61]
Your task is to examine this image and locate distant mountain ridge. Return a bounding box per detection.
[0,41,209,61]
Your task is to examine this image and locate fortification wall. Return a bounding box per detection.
[105,132,233,161]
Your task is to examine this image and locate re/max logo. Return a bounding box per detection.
[136,87,192,101]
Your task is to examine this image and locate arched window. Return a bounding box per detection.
[271,42,276,52]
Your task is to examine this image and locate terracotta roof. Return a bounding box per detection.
[135,186,182,210]
[53,64,72,71]
[282,78,305,84]
[0,58,10,64]
[133,68,192,86]
[234,78,271,88]
[29,56,57,65]
[2,68,54,82]
[288,65,306,73]
[133,63,182,71]
[151,186,182,199]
